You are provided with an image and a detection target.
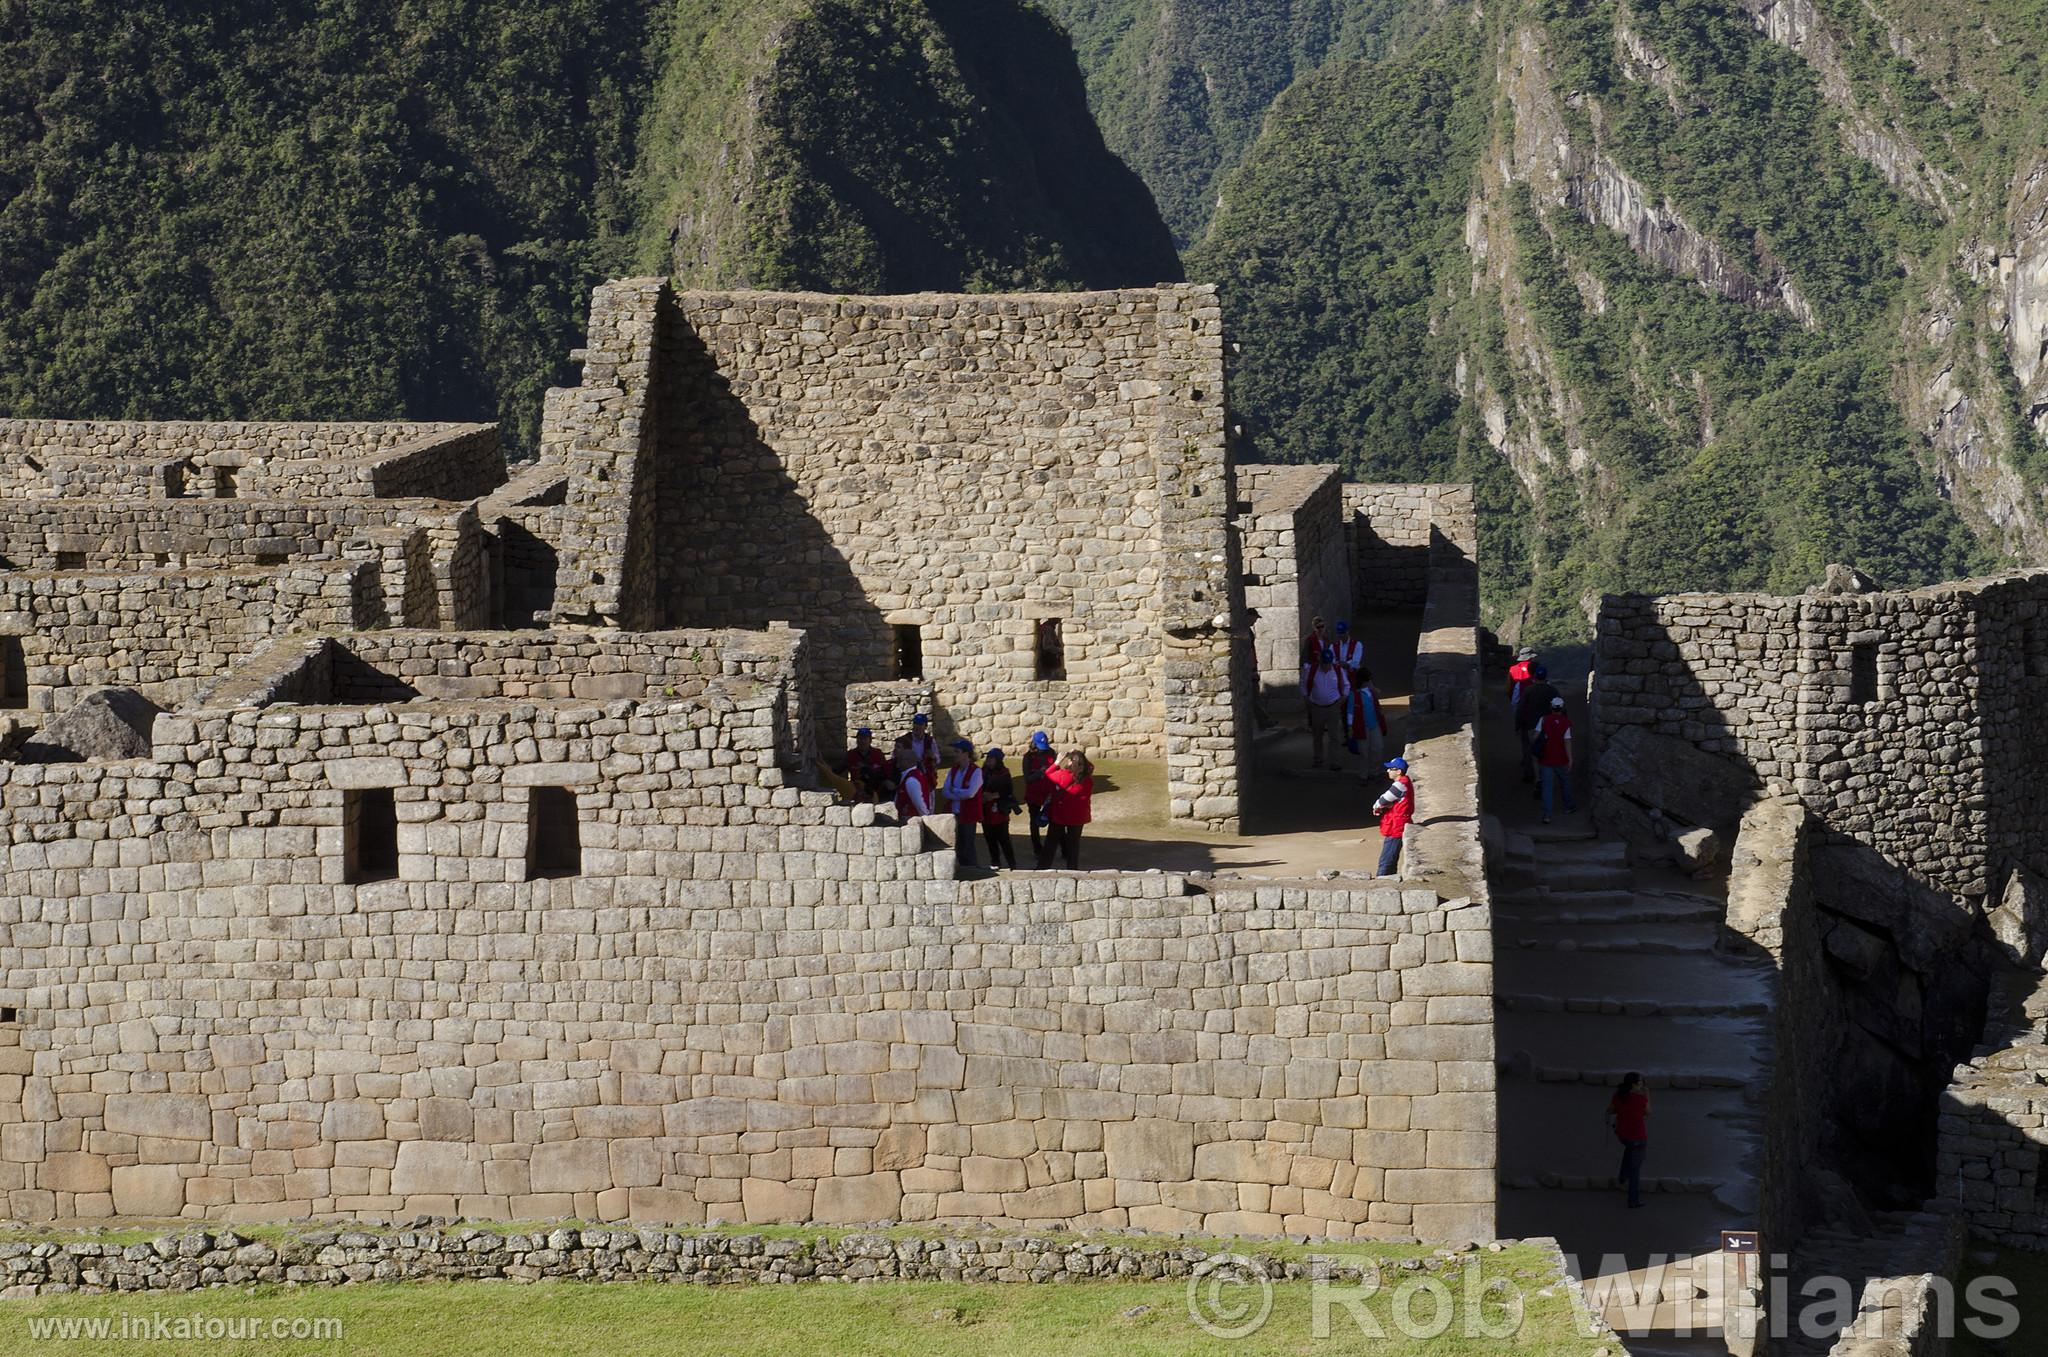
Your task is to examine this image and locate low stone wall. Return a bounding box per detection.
[1935,967,2048,1250]
[0,563,376,715]
[239,425,504,502]
[0,1223,1435,1298]
[845,680,934,750]
[0,498,473,573]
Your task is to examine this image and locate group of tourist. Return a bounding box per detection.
[1506,645,1577,824]
[1296,616,1389,770]
[845,717,1095,871]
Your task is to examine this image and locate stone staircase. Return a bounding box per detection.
[1493,826,1775,1351]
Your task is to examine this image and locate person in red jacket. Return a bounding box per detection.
[939,740,984,871]
[1607,1072,1651,1209]
[1035,750,1094,871]
[895,759,936,821]
[1506,646,1537,716]
[845,727,891,802]
[1021,731,1056,858]
[1372,757,1414,877]
[1536,696,1578,824]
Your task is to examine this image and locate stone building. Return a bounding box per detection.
[0,281,1496,1241]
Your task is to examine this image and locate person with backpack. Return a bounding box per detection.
[980,748,1019,870]
[1332,621,1367,755]
[1349,665,1389,759]
[938,740,984,871]
[1536,696,1577,824]
[1608,1072,1651,1209]
[1507,646,1537,717]
[1021,731,1056,858]
[1035,749,1094,870]
[1372,757,1414,877]
[1515,663,1560,785]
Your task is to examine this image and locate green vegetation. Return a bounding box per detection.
[0,0,1177,457]
[1,1244,1604,1356]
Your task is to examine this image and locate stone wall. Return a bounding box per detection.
[0,422,501,502]
[1593,571,2048,901]
[0,672,1490,1238]
[0,499,473,573]
[633,284,1242,828]
[1344,485,1477,612]
[1936,968,2048,1250]
[1236,464,1349,699]
[0,564,376,715]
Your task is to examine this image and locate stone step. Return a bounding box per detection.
[1495,894,1722,926]
[1497,1184,1736,1272]
[1514,1066,1753,1090]
[1510,920,1725,953]
[1497,992,1769,1018]
[1495,1080,1758,1185]
[1532,836,1631,867]
[1530,864,1635,893]
[1494,947,1774,1009]
[1495,1009,1769,1082]
[1501,1173,1724,1194]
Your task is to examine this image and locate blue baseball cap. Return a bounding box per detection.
[1531,664,1548,679]
[1321,647,1336,662]
[951,739,973,752]
[1384,757,1408,772]
[911,714,927,726]
[985,747,1004,759]
[855,727,871,738]
[1335,620,1349,633]
[1031,731,1050,750]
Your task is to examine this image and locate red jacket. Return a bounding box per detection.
[1507,658,1532,701]
[847,746,888,780]
[940,765,984,824]
[1045,768,1093,826]
[895,764,935,818]
[1537,711,1573,768]
[1376,774,1414,838]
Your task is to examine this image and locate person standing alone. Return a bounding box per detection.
[1372,757,1414,877]
[1302,647,1351,770]
[1608,1073,1650,1209]
[1536,695,1577,824]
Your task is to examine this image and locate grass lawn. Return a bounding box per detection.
[1,1242,1604,1356]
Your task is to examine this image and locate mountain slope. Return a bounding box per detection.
[0,0,1179,455]
[1189,0,2047,638]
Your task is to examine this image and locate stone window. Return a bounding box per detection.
[343,787,399,884]
[1035,619,1066,681]
[1849,642,1880,705]
[213,465,239,499]
[254,550,290,568]
[893,624,923,680]
[526,786,582,879]
[0,1007,16,1024]
[0,636,26,710]
[53,551,85,571]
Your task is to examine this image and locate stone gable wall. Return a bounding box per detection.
[648,285,1241,827]
[1236,465,1349,700]
[1344,485,1476,613]
[0,499,472,573]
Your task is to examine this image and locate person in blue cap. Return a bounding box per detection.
[893,713,937,777]
[1372,757,1415,877]
[1021,731,1056,859]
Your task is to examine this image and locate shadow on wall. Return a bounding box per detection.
[655,321,885,757]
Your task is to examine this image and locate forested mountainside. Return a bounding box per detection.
[0,0,1177,457]
[1172,0,2048,638]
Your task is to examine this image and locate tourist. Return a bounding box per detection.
[1021,731,1056,857]
[1332,621,1367,754]
[939,740,984,870]
[895,756,935,820]
[893,713,938,774]
[1608,1072,1651,1209]
[1300,615,1330,668]
[1035,749,1094,870]
[1372,757,1414,877]
[1507,645,1537,717]
[1536,695,1577,824]
[1515,663,1560,784]
[981,748,1019,870]
[845,726,891,802]
[1350,665,1388,759]
[1301,646,1352,769]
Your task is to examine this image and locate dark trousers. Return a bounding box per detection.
[1375,835,1403,878]
[1027,805,1048,857]
[955,824,979,871]
[1037,822,1082,870]
[984,818,1016,869]
[1517,727,1538,782]
[1618,1138,1647,1206]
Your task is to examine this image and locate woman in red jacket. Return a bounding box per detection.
[1034,750,1094,870]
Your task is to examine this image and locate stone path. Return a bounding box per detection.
[1485,677,1774,1353]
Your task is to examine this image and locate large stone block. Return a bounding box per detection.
[530,1140,611,1194]
[813,1172,902,1223]
[42,1153,111,1193]
[104,1094,212,1142]
[110,1164,184,1216]
[390,1141,484,1196]
[1103,1119,1194,1183]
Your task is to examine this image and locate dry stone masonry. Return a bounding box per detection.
[0,281,1497,1243]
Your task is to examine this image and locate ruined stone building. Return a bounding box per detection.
[0,281,1496,1241]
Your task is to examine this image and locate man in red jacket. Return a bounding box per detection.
[1536,696,1577,824]
[845,727,891,802]
[1372,757,1414,877]
[1506,646,1537,717]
